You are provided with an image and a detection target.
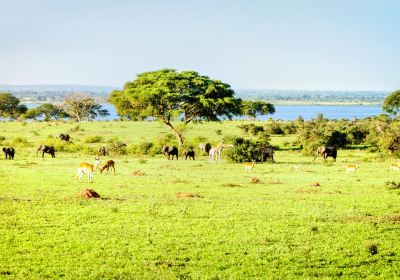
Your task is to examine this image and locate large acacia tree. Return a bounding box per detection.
[109,69,242,145]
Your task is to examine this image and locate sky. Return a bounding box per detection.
[0,0,399,90]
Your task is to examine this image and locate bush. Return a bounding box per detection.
[385,181,400,190]
[12,136,32,147]
[326,131,348,148]
[0,136,5,142]
[84,135,104,143]
[226,137,274,163]
[238,124,265,136]
[364,241,379,255]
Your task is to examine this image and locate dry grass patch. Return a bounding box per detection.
[222,183,243,188]
[131,170,146,176]
[175,192,203,199]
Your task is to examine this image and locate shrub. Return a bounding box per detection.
[84,135,104,143]
[12,136,32,147]
[69,125,84,132]
[107,138,127,155]
[364,241,379,255]
[326,131,348,148]
[385,181,400,190]
[0,136,5,142]
[238,124,265,136]
[137,141,153,155]
[226,137,274,163]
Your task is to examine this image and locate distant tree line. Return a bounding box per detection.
[0,92,109,122]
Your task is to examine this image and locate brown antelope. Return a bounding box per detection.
[100,160,115,174]
[77,158,101,182]
[344,163,358,174]
[244,162,255,173]
[389,163,400,172]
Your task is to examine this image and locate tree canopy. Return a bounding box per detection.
[109,69,242,145]
[0,93,27,119]
[63,93,109,122]
[25,103,69,121]
[241,100,275,120]
[383,90,400,115]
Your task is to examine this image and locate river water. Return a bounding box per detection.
[25,103,383,121]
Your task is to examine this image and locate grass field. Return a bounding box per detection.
[1,121,400,279]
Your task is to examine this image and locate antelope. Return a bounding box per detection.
[100,160,115,174]
[244,162,255,173]
[77,158,101,182]
[344,163,358,174]
[389,163,400,172]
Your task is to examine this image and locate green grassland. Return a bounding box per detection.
[1,121,400,279]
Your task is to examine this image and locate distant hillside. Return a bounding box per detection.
[0,84,389,104]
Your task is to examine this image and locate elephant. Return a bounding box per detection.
[37,145,56,158]
[314,146,337,161]
[182,149,195,160]
[2,147,15,160]
[59,133,70,142]
[161,145,179,160]
[259,145,274,162]
[198,143,211,155]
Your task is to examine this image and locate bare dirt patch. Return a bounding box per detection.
[78,188,100,199]
[131,170,146,176]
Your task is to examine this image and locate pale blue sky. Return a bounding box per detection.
[1,0,399,90]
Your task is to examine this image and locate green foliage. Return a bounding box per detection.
[238,124,265,136]
[109,69,242,145]
[84,135,104,143]
[241,100,275,119]
[0,93,27,119]
[383,90,400,115]
[63,93,109,122]
[12,136,32,147]
[326,131,349,148]
[384,181,400,190]
[24,103,69,121]
[226,137,272,163]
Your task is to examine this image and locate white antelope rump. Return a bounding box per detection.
[244,162,255,173]
[209,142,234,163]
[389,163,400,172]
[77,158,101,182]
[344,163,358,174]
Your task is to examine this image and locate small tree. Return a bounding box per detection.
[109,69,242,145]
[25,103,69,121]
[241,100,275,120]
[383,90,400,115]
[0,93,27,119]
[63,93,109,122]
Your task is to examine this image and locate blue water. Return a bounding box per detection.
[25,103,383,121]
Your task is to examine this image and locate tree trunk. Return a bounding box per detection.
[176,132,184,147]
[164,121,185,146]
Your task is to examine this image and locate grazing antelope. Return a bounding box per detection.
[344,163,358,174]
[244,162,255,173]
[209,142,234,163]
[77,158,101,182]
[100,160,115,174]
[389,163,400,172]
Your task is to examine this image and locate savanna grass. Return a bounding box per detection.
[0,120,400,278]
